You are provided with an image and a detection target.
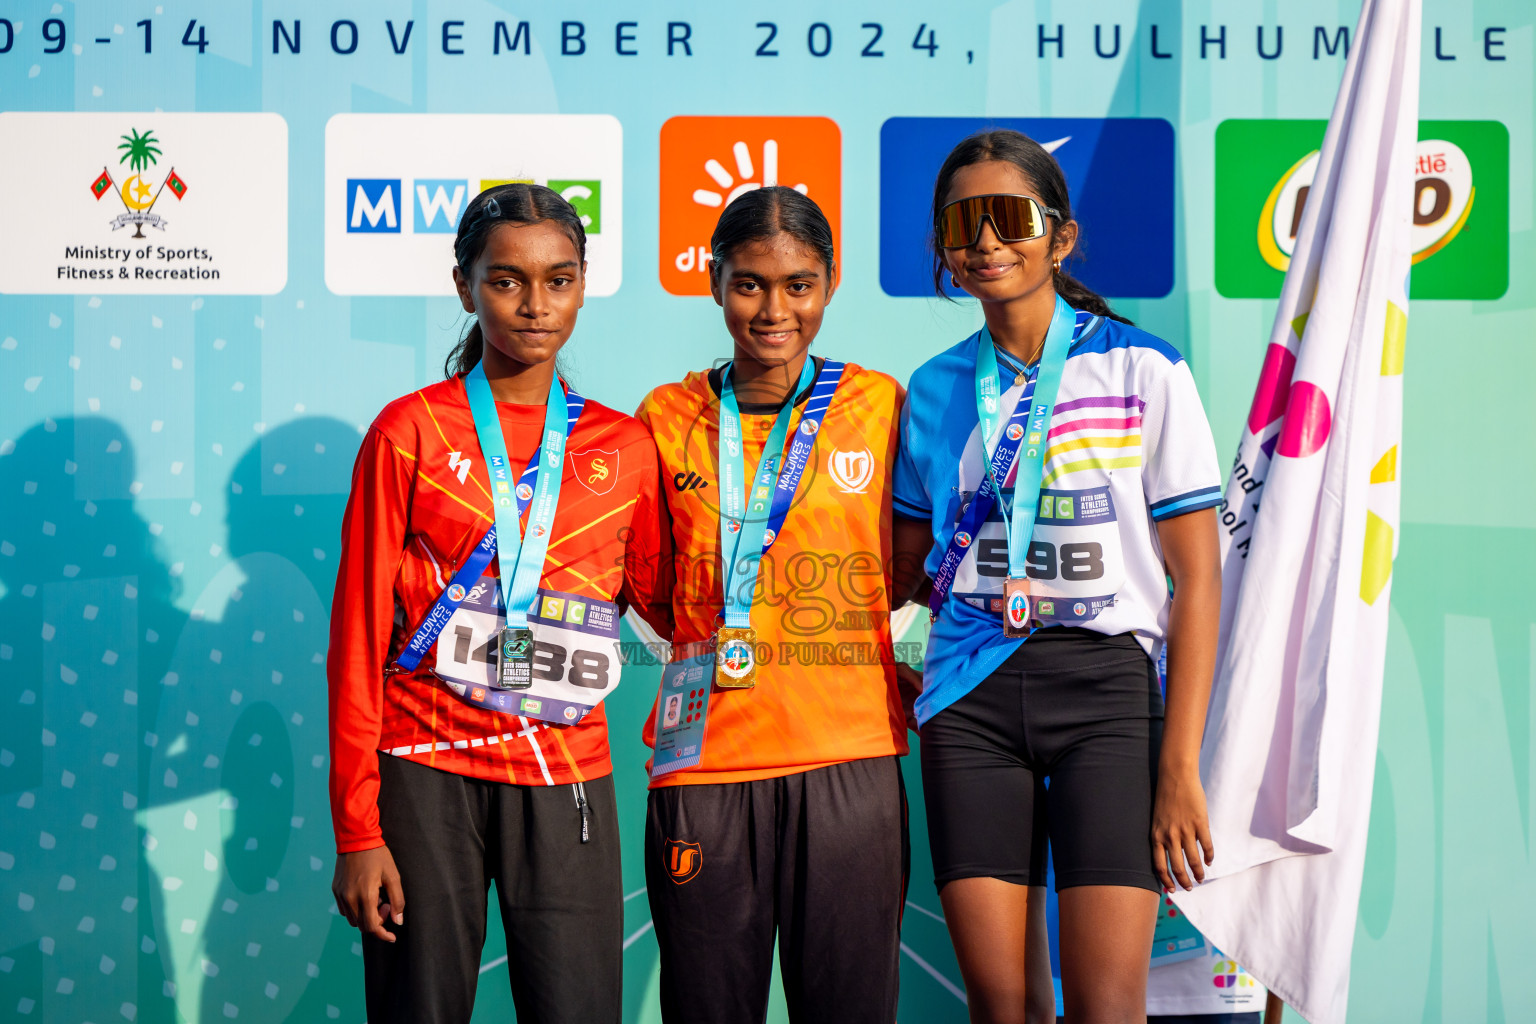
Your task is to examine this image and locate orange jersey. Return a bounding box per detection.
[328,376,669,854]
[636,359,908,787]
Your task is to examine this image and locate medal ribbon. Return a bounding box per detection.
[395,384,584,672]
[717,357,844,630]
[393,376,583,672]
[927,297,1078,619]
[464,363,573,631]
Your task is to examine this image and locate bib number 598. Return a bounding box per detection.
[975,539,1106,581]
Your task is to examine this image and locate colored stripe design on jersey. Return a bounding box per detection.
[1041,393,1146,488]
[929,304,1088,618]
[1149,485,1224,520]
[892,312,1225,729]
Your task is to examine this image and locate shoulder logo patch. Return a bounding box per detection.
[569,448,618,496]
[447,451,472,485]
[828,448,874,494]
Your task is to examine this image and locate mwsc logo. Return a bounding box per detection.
[344,177,602,235]
[1214,119,1507,300]
[326,114,622,296]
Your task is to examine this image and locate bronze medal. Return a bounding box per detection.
[1002,578,1032,639]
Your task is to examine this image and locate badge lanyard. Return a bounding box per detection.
[394,386,585,674]
[652,356,842,776]
[928,297,1078,629]
[463,362,572,688]
[713,356,843,687]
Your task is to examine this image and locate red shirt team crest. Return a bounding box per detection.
[569,447,619,495]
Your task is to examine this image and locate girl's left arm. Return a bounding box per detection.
[1152,506,1220,891]
[620,432,675,641]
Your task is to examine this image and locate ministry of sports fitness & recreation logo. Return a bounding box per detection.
[1214,119,1508,300]
[0,110,287,294]
[89,127,189,238]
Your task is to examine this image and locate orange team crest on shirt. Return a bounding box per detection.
[569,448,619,496]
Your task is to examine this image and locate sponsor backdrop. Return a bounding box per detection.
[0,2,1529,1022]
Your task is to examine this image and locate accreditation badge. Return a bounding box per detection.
[713,626,758,689]
[1002,577,1033,638]
[496,626,535,689]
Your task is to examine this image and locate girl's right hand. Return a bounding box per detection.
[332,845,405,943]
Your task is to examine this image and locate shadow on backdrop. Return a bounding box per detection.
[0,417,186,1020]
[137,417,365,1023]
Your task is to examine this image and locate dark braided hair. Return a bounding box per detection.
[443,183,588,378]
[930,129,1132,325]
[709,185,836,282]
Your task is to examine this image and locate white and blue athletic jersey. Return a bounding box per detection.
[894,311,1223,726]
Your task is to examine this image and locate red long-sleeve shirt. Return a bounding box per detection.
[327,376,670,853]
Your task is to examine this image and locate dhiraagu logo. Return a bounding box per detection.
[1215,119,1508,300]
[658,116,841,296]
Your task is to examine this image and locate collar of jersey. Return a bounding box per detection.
[706,355,826,415]
[986,310,1104,384]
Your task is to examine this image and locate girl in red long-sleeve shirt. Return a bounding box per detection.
[327,183,669,1024]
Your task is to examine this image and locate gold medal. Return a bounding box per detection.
[713,626,758,689]
[1002,578,1033,638]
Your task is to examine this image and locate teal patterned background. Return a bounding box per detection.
[0,1,1530,1021]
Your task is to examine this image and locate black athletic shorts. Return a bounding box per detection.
[919,628,1164,893]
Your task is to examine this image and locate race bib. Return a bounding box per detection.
[432,574,622,726]
[952,484,1125,626]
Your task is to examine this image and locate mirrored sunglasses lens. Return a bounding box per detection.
[940,197,1044,246]
[988,197,1042,241]
[940,202,978,248]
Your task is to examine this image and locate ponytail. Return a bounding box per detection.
[1054,269,1129,324]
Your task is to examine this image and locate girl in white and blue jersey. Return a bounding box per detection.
[891,130,1225,1024]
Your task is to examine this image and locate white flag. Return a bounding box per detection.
[1171,2,1420,1022]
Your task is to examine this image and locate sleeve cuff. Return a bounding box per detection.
[336,835,387,855]
[1150,485,1223,521]
[892,495,932,520]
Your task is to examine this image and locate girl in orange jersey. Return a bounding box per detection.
[635,186,910,1024]
[327,184,669,1024]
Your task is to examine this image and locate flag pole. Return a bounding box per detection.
[144,167,172,213]
[111,168,133,214]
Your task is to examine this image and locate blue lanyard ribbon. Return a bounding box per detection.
[928,297,1078,619]
[717,357,844,629]
[395,375,584,671]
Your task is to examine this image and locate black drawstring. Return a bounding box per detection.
[572,782,590,844]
